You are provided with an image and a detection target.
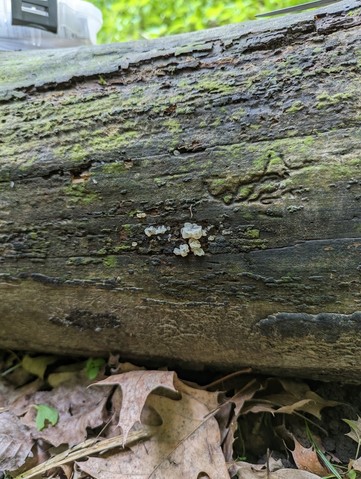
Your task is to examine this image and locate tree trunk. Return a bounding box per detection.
[1,0,361,381]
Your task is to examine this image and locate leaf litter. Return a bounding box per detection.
[0,352,361,479]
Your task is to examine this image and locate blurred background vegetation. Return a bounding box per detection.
[89,0,303,44]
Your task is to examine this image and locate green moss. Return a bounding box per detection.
[316,92,353,110]
[285,101,305,113]
[347,6,361,16]
[173,105,195,114]
[89,130,138,151]
[230,108,246,122]
[113,245,132,251]
[67,256,101,265]
[63,183,100,205]
[103,255,117,267]
[289,67,302,76]
[164,118,182,133]
[101,162,126,174]
[292,159,361,188]
[253,150,280,170]
[208,176,240,196]
[195,76,234,94]
[122,223,132,233]
[223,194,233,204]
[178,79,189,88]
[303,136,315,146]
[236,185,253,200]
[211,117,222,127]
[245,229,260,239]
[70,144,87,162]
[242,210,254,221]
[29,232,38,240]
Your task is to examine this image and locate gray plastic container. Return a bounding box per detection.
[0,0,103,50]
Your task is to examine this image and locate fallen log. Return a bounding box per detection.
[1,0,361,381]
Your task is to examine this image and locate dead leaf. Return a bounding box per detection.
[0,411,34,471]
[175,377,220,411]
[349,456,361,472]
[276,380,340,418]
[276,399,316,415]
[344,416,361,444]
[233,461,322,478]
[240,379,339,419]
[232,379,265,417]
[77,383,229,478]
[14,429,152,479]
[91,370,179,444]
[20,384,108,447]
[291,437,329,476]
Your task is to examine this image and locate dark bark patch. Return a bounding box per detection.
[256,311,361,341]
[49,309,120,331]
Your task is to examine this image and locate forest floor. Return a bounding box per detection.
[1,351,361,479]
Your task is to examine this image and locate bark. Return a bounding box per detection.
[1,0,361,380]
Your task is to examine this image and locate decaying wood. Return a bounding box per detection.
[1,0,361,380]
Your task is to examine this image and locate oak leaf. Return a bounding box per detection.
[91,370,179,444]
[77,384,229,478]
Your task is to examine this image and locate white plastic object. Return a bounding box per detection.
[0,0,103,50]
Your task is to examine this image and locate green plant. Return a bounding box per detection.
[34,404,59,431]
[89,0,303,44]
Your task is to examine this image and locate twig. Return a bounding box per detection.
[15,427,153,479]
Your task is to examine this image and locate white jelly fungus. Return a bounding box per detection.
[181,222,205,240]
[144,225,169,237]
[175,223,206,257]
[173,244,190,257]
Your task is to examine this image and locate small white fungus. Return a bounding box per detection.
[173,244,190,257]
[188,238,201,250]
[181,222,204,240]
[144,225,169,237]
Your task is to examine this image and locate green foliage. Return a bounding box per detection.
[21,354,58,379]
[85,357,106,380]
[35,404,59,431]
[89,0,303,44]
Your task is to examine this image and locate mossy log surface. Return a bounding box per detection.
[1,0,361,380]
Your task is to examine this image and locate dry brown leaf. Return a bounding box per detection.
[349,456,361,472]
[77,384,229,479]
[276,380,340,418]
[241,402,277,415]
[0,411,34,471]
[233,461,322,478]
[232,379,265,417]
[216,402,235,461]
[91,370,179,444]
[175,377,220,411]
[20,383,108,447]
[240,378,339,419]
[291,437,329,476]
[218,380,264,462]
[1,379,43,413]
[276,399,315,415]
[345,416,361,443]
